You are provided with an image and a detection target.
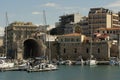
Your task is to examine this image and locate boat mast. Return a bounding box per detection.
[43,10,47,26]
[90,15,93,59]
[5,12,9,57]
[118,33,120,59]
[43,10,46,58]
[43,10,51,62]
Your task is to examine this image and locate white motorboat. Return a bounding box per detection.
[57,61,66,65]
[75,57,84,65]
[65,60,72,65]
[18,62,29,70]
[0,60,14,69]
[76,60,84,65]
[27,62,58,72]
[86,59,97,66]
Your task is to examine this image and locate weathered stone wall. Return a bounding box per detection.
[56,41,110,60]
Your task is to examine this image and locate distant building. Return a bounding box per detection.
[0,36,4,57]
[95,28,120,40]
[60,13,82,25]
[51,13,82,35]
[88,7,120,36]
[64,23,75,34]
[79,16,89,36]
[0,36,3,46]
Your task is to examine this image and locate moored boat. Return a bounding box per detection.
[86,59,97,66]
[109,57,120,66]
[0,59,14,70]
[27,62,58,72]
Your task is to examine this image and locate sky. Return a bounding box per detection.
[0,0,120,35]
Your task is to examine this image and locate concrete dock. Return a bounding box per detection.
[97,61,109,65]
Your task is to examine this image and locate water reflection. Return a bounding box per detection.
[0,65,120,80]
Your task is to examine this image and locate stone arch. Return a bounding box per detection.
[23,38,46,59]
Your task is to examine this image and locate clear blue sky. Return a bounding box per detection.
[0,0,120,34]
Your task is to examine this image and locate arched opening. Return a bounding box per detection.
[23,39,42,59]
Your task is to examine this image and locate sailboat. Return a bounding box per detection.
[0,12,15,71]
[27,10,58,72]
[86,55,97,66]
[43,10,58,70]
[86,18,97,66]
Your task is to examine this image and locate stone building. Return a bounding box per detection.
[4,22,42,59]
[81,41,111,60]
[3,20,117,60]
[57,33,86,60]
[56,33,111,60]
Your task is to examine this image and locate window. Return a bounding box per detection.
[71,38,74,42]
[113,31,115,34]
[110,31,112,33]
[65,38,70,42]
[97,30,99,33]
[98,48,100,53]
[63,48,66,53]
[74,48,77,53]
[61,39,63,42]
[86,48,89,53]
[76,38,80,42]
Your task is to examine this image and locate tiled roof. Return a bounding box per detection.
[97,34,109,38]
[62,33,81,37]
[96,28,120,30]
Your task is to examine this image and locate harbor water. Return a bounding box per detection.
[0,65,120,80]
